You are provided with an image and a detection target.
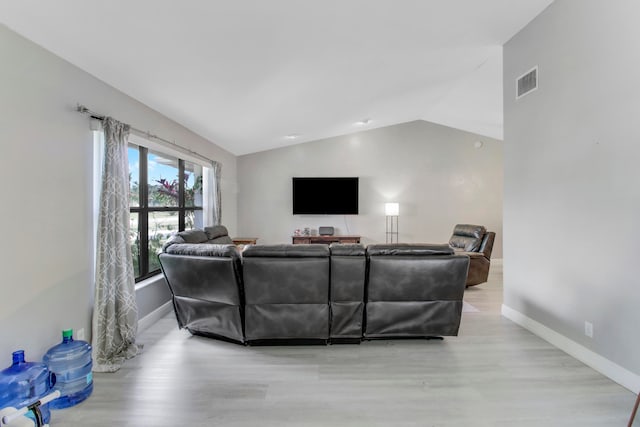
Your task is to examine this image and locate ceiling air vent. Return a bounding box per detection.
[516,66,538,99]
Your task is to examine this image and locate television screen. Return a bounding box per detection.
[292,177,359,215]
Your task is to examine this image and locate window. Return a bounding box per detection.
[128,144,204,281]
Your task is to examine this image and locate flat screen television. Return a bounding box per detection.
[292,177,359,215]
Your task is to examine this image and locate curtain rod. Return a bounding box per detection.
[76,103,214,165]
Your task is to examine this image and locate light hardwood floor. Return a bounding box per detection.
[54,264,636,426]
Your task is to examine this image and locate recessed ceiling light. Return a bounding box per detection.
[354,119,372,126]
[285,134,300,140]
[474,140,484,149]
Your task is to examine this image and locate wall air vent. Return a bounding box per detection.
[516,66,538,99]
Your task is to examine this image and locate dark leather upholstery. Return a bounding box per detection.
[242,244,329,258]
[367,243,453,256]
[242,244,330,341]
[449,224,486,252]
[164,243,239,257]
[463,231,495,286]
[158,243,244,343]
[329,244,366,340]
[365,244,469,338]
[159,237,472,345]
[449,224,495,287]
[205,226,234,244]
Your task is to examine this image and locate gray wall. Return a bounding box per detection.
[238,120,503,256]
[504,0,640,380]
[0,24,237,360]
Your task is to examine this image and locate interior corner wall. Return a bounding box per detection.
[503,0,640,384]
[0,24,237,360]
[237,120,503,256]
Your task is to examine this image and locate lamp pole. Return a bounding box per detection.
[385,203,399,243]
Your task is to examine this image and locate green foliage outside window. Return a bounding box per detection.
[128,145,203,281]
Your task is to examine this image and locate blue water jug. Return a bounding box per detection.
[43,329,93,409]
[0,350,51,424]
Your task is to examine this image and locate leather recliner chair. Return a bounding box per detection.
[242,244,331,343]
[158,240,245,343]
[449,224,495,287]
[364,244,469,339]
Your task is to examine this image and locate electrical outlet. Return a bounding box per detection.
[584,321,593,338]
[77,328,85,341]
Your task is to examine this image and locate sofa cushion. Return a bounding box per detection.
[449,235,482,252]
[205,225,230,240]
[176,229,209,244]
[161,234,186,252]
[367,244,453,257]
[161,227,235,252]
[449,224,486,252]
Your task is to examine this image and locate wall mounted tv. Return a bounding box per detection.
[292,177,359,215]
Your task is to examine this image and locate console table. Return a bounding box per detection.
[232,237,258,245]
[232,237,258,250]
[292,235,361,245]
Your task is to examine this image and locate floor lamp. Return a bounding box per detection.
[385,202,399,243]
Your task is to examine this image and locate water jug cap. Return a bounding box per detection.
[11,350,25,364]
[62,329,73,339]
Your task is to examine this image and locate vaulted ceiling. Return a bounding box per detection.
[0,0,553,155]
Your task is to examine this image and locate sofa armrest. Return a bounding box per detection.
[479,232,496,259]
[164,243,240,258]
[453,250,484,258]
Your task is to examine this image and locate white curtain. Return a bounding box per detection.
[203,161,222,226]
[92,117,140,373]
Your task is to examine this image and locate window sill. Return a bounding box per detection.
[134,273,164,291]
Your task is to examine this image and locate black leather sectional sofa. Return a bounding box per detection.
[159,234,470,345]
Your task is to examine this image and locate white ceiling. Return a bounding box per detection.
[0,0,553,155]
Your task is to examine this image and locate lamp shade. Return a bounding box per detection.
[385,202,399,216]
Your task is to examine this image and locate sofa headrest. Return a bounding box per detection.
[449,224,486,252]
[163,243,240,259]
[242,244,330,258]
[161,228,223,252]
[176,229,209,244]
[205,225,229,240]
[161,227,235,252]
[161,234,186,252]
[367,244,454,257]
[452,224,486,239]
[329,243,365,256]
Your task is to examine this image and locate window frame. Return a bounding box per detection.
[130,144,203,282]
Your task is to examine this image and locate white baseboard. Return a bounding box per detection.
[501,304,640,393]
[138,301,173,332]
